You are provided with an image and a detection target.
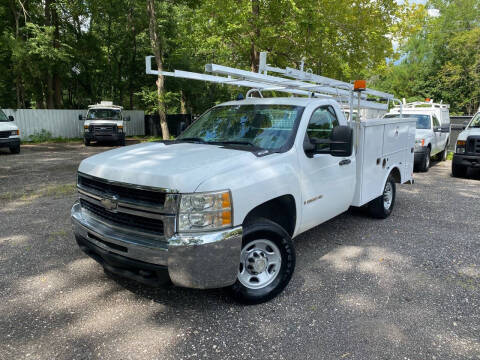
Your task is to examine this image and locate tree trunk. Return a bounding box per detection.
[180,90,187,114]
[52,0,62,108]
[146,0,170,140]
[44,0,55,109]
[250,0,260,72]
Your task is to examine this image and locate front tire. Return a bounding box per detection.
[229,218,295,304]
[84,138,91,146]
[9,144,20,154]
[452,163,467,178]
[368,176,396,219]
[418,147,431,172]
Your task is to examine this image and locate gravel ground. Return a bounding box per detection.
[1,143,479,360]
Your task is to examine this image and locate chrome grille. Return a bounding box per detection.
[78,174,167,207]
[90,125,116,135]
[80,199,164,234]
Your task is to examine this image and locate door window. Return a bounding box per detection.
[432,115,440,128]
[306,106,339,151]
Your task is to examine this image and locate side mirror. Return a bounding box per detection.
[125,116,131,122]
[330,126,353,157]
[8,115,14,122]
[304,125,353,158]
[463,120,469,130]
[433,126,441,133]
[441,125,450,133]
[79,114,83,121]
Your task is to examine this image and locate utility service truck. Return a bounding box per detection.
[79,101,130,146]
[0,109,20,154]
[385,100,451,172]
[453,111,480,177]
[71,54,415,304]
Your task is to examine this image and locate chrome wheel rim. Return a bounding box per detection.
[238,239,282,289]
[383,182,393,210]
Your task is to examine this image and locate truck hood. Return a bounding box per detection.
[78,142,256,192]
[457,128,480,141]
[0,122,18,131]
[415,129,432,140]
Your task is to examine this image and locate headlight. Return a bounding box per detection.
[415,139,425,147]
[178,190,232,232]
[456,140,466,154]
[11,130,19,136]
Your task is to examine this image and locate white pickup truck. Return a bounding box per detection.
[72,94,416,303]
[452,111,480,177]
[0,109,20,154]
[385,101,451,172]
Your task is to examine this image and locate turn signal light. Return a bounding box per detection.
[457,140,466,146]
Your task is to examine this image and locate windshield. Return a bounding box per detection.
[87,108,121,120]
[384,113,431,129]
[0,109,8,122]
[178,104,304,151]
[468,113,480,128]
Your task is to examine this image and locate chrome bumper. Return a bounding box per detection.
[71,201,242,289]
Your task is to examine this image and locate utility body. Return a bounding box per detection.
[79,101,130,146]
[0,109,20,154]
[71,57,415,303]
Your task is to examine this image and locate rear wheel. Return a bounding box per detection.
[452,163,467,178]
[368,176,396,219]
[229,219,295,304]
[9,144,20,154]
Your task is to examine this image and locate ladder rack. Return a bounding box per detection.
[145,53,397,113]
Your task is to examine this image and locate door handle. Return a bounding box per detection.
[339,159,351,166]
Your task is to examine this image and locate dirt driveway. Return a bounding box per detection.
[1,143,479,360]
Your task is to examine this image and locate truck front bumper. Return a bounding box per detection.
[71,201,243,289]
[0,137,20,148]
[84,132,125,142]
[452,154,480,168]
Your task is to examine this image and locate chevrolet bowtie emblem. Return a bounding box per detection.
[101,196,119,211]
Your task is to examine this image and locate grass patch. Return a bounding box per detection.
[22,130,82,144]
[447,151,454,160]
[0,183,76,203]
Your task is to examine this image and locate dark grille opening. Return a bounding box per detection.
[88,232,128,252]
[81,199,164,234]
[78,175,166,206]
[0,131,11,139]
[89,125,116,135]
[466,136,480,155]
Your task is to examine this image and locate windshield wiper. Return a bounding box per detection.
[176,137,205,143]
[209,140,257,147]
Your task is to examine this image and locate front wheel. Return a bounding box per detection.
[10,144,20,154]
[229,219,295,304]
[452,163,467,178]
[418,148,431,172]
[84,138,91,146]
[368,176,396,219]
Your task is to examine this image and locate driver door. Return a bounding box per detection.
[298,106,356,232]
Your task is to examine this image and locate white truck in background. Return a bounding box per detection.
[385,100,451,172]
[79,101,130,146]
[452,111,480,177]
[0,109,20,154]
[71,56,415,304]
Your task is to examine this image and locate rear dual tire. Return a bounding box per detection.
[229,218,295,304]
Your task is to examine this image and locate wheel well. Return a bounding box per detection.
[243,195,296,237]
[390,167,401,183]
[427,143,432,149]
